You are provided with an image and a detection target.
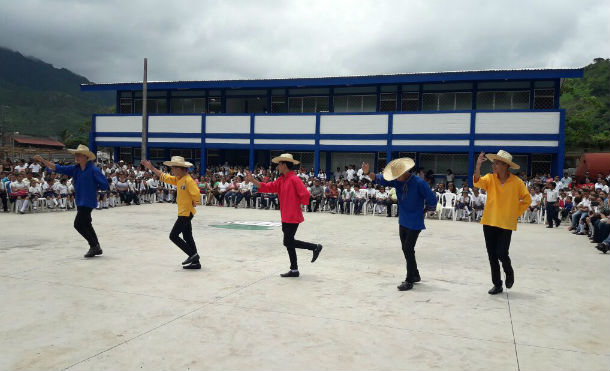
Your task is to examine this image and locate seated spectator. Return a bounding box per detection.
[374,186,389,214]
[352,184,367,215]
[528,187,543,223]
[307,179,324,212]
[386,186,398,217]
[234,177,253,208]
[327,183,339,214]
[338,183,355,214]
[570,192,591,234]
[456,190,472,220]
[10,173,30,213]
[471,188,485,220]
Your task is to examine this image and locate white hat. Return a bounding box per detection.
[382,157,416,181]
[271,153,300,165]
[486,150,520,170]
[67,144,96,161]
[163,156,193,168]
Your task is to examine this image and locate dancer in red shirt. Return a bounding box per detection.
[246,153,323,277]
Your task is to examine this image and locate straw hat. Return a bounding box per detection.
[382,157,415,181]
[67,144,96,161]
[163,156,193,168]
[485,150,520,170]
[271,153,300,165]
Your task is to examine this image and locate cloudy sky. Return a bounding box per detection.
[1,0,608,83]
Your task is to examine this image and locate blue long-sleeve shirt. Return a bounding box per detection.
[52,162,109,208]
[375,173,437,230]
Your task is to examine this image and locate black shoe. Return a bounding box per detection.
[488,285,503,295]
[84,244,102,258]
[546,226,553,228]
[311,244,323,263]
[505,275,514,289]
[280,270,300,277]
[182,253,200,265]
[397,281,414,291]
[183,262,201,269]
[556,222,561,227]
[411,275,421,283]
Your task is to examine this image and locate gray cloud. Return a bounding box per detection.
[0,0,608,83]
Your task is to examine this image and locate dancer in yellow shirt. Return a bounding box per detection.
[142,157,201,269]
[473,150,531,295]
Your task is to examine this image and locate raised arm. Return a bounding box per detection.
[473,152,486,184]
[33,155,56,171]
[141,160,162,178]
[361,162,375,181]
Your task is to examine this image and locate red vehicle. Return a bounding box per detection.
[574,153,610,183]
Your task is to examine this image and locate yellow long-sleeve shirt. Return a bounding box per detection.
[473,173,531,231]
[161,173,200,217]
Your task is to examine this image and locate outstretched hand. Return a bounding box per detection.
[141,160,153,170]
[476,152,487,166]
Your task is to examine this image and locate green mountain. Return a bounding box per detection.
[0,46,113,144]
[561,58,610,151]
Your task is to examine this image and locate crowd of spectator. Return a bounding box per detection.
[2,158,609,254]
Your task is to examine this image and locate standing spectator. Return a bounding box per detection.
[544,182,561,228]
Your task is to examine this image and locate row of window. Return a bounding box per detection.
[120,89,555,114]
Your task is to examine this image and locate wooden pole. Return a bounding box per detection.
[141,58,148,161]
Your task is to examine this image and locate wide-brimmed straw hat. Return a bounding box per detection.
[67,144,96,161]
[163,156,193,168]
[383,157,415,181]
[485,150,520,170]
[271,153,300,165]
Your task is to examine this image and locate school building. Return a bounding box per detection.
[81,68,583,182]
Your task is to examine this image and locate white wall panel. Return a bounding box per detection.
[319,140,386,146]
[96,116,142,133]
[255,116,315,134]
[475,112,560,134]
[393,113,470,134]
[392,140,469,146]
[320,115,387,134]
[205,116,250,134]
[254,139,314,145]
[205,138,250,144]
[149,116,201,133]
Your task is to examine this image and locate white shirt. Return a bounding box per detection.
[355,189,368,200]
[238,182,253,192]
[544,189,559,202]
[357,169,371,182]
[472,194,485,207]
[147,179,159,189]
[375,190,388,200]
[346,169,356,181]
[595,182,604,190]
[14,165,28,172]
[217,182,230,192]
[28,163,42,173]
[530,193,543,207]
[29,185,42,195]
[10,180,28,192]
[577,198,591,210]
[53,183,69,195]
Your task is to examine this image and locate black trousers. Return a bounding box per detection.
[546,203,560,227]
[0,191,7,211]
[399,226,421,282]
[282,222,317,270]
[74,206,99,248]
[170,213,198,258]
[483,225,513,287]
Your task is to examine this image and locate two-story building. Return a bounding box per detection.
[81,68,582,183]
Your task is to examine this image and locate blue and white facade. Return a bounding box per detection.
[81,68,582,183]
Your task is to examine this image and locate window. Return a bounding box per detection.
[120,98,132,114]
[271,96,287,113]
[149,148,166,159]
[422,92,472,111]
[208,97,221,114]
[419,153,469,175]
[170,149,193,159]
[134,99,167,114]
[533,89,555,109]
[477,91,530,110]
[401,92,419,111]
[379,93,396,112]
[288,96,329,113]
[170,98,206,113]
[333,95,376,112]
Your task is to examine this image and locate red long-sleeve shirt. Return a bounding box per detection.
[257,171,310,223]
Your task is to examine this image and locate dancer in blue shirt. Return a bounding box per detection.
[34,145,109,258]
[361,158,437,291]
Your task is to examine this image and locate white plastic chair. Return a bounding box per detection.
[439,193,457,221]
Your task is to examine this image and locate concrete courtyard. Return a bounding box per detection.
[1,203,608,371]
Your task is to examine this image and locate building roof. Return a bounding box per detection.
[14,135,65,148]
[80,68,584,92]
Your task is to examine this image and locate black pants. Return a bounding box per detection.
[282,222,317,270]
[546,203,560,227]
[74,206,99,248]
[170,213,198,258]
[483,225,513,287]
[399,226,421,282]
[0,191,7,211]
